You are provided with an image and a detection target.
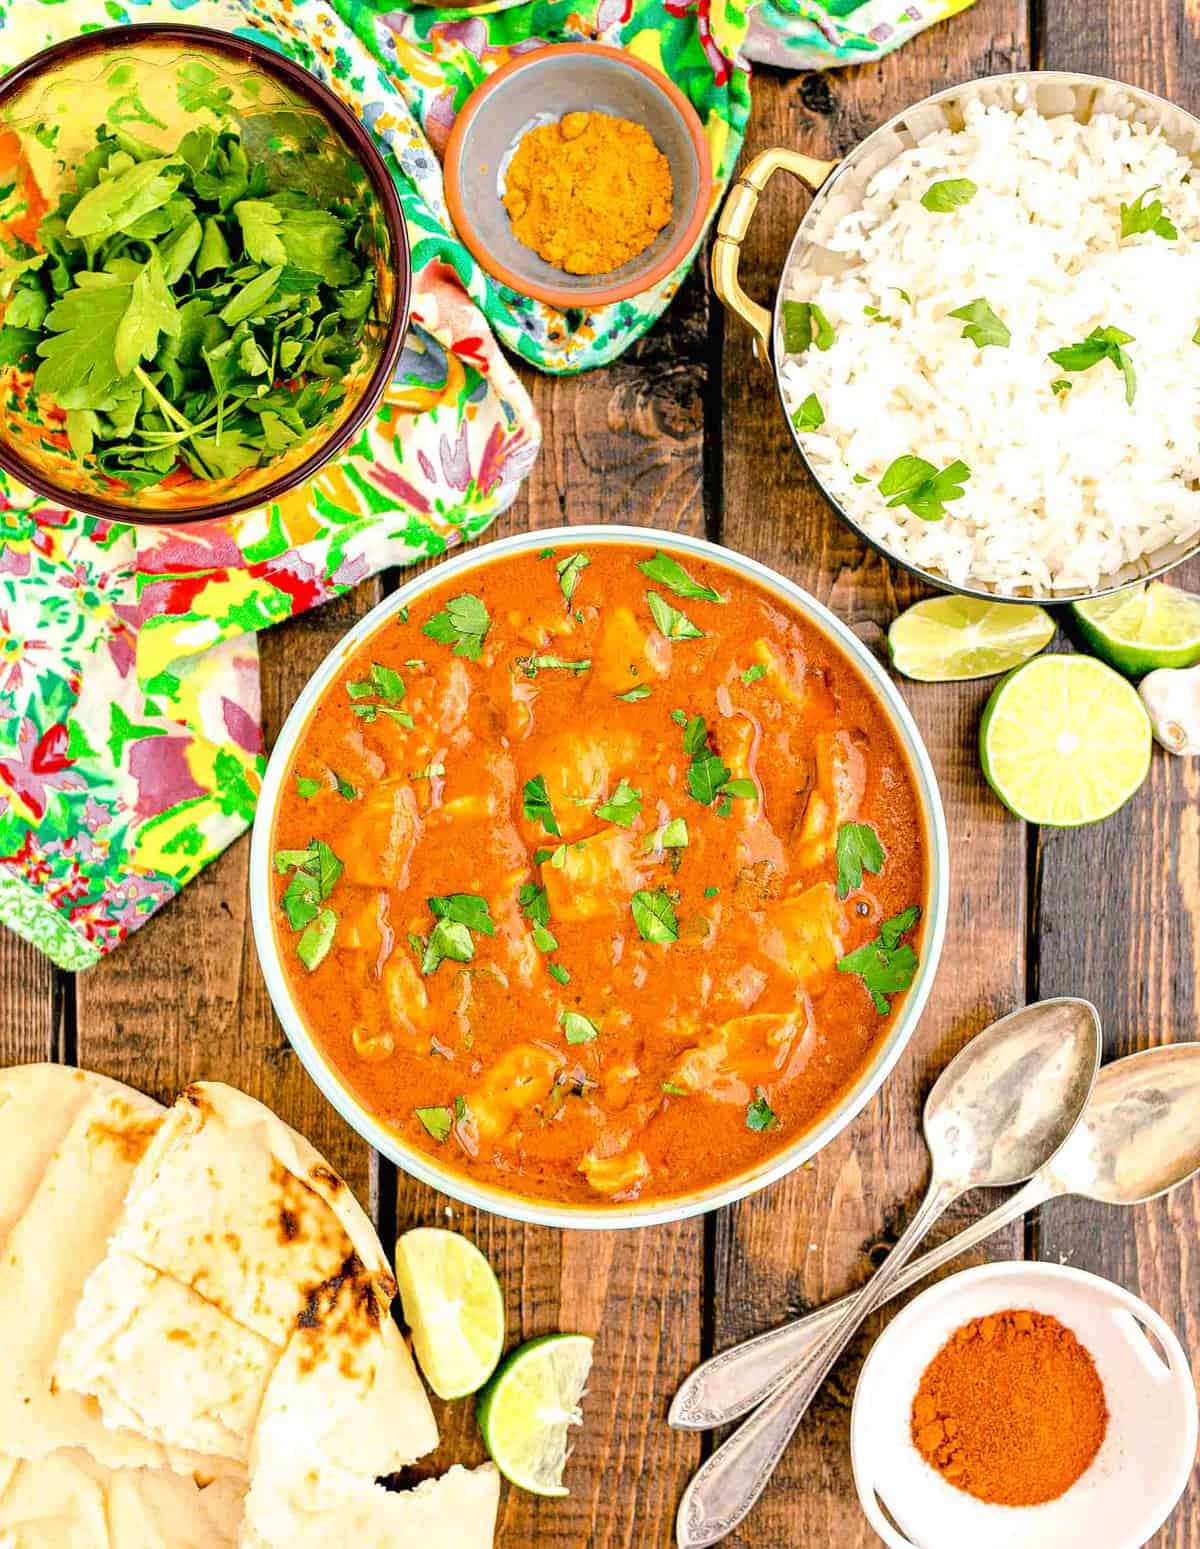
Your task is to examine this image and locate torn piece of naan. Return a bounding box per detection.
[108,1083,394,1346]
[55,1252,276,1463]
[0,1070,237,1484]
[241,1253,477,1549]
[0,1066,96,1251]
[0,1450,243,1549]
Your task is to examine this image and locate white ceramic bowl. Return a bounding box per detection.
[249,526,950,1229]
[852,1261,1199,1549]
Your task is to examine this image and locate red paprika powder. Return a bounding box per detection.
[911,1307,1109,1506]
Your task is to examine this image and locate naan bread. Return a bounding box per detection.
[0,1066,96,1251]
[0,1450,243,1549]
[241,1465,500,1549]
[108,1083,393,1346]
[0,1069,235,1482]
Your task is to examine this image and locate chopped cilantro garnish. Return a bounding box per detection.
[741,662,767,685]
[745,1088,779,1132]
[678,714,756,808]
[637,551,723,603]
[1119,187,1178,242]
[429,893,495,935]
[631,887,679,944]
[792,392,825,431]
[537,547,554,559]
[643,816,689,852]
[274,840,343,969]
[647,590,704,641]
[837,905,922,1014]
[781,299,835,354]
[415,1105,453,1143]
[548,962,571,985]
[921,178,977,213]
[662,1082,688,1096]
[296,774,323,798]
[516,653,591,678]
[1051,378,1072,396]
[345,661,409,723]
[455,1095,468,1123]
[948,297,1010,350]
[879,455,971,522]
[422,592,490,659]
[704,885,719,898]
[418,893,494,975]
[556,552,590,605]
[1048,326,1137,406]
[296,909,336,971]
[595,778,641,828]
[333,772,357,801]
[561,1010,599,1045]
[522,773,560,836]
[835,821,885,900]
[617,683,652,702]
[671,708,688,726]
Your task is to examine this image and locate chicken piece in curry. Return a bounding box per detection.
[272,544,927,1207]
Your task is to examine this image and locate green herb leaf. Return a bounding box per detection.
[429,893,496,936]
[561,1010,599,1045]
[595,778,642,828]
[1119,187,1178,242]
[518,882,551,927]
[921,178,978,213]
[415,1105,453,1143]
[631,888,678,944]
[515,653,591,678]
[792,392,825,431]
[1050,378,1072,396]
[948,297,1010,350]
[879,455,971,521]
[420,917,475,976]
[837,905,922,1014]
[556,552,590,605]
[780,299,836,354]
[647,591,704,641]
[662,1082,688,1096]
[644,816,689,852]
[835,822,885,899]
[522,773,560,836]
[637,551,723,603]
[548,961,571,985]
[617,683,652,702]
[745,1088,779,1132]
[1048,326,1137,406]
[296,775,323,798]
[333,772,357,801]
[422,593,491,659]
[296,908,336,971]
[742,663,766,685]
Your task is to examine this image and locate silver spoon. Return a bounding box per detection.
[672,1032,1200,1434]
[674,997,1101,1548]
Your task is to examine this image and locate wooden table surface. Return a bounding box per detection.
[6,0,1200,1542]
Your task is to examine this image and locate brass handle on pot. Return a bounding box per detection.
[712,147,837,366]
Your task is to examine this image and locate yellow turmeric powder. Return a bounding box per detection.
[503,111,673,277]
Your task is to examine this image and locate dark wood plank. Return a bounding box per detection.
[73,581,383,1201]
[394,267,712,1548]
[710,3,1032,1541]
[0,936,56,1066]
[1035,11,1200,1547]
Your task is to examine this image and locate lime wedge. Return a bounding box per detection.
[889,597,1056,681]
[395,1227,505,1400]
[1071,583,1200,677]
[476,1333,594,1497]
[980,655,1151,825]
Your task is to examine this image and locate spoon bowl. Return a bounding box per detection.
[922,999,1102,1191]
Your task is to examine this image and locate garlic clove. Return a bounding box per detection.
[1139,663,1200,756]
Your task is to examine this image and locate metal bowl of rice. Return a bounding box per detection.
[713,73,1200,602]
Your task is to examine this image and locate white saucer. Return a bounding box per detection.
[850,1261,1198,1549]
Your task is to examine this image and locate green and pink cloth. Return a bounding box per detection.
[0,0,971,969]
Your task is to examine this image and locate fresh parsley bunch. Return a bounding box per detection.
[0,120,377,490]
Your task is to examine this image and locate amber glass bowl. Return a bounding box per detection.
[0,24,410,526]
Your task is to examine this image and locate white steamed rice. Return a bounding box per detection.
[779,97,1200,595]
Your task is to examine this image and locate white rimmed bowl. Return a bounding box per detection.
[249,526,949,1229]
[852,1261,1199,1549]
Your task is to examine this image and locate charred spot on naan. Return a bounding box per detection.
[85,1105,162,1166]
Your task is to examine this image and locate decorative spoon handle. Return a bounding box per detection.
[675,1179,958,1549]
[670,1174,1055,1431]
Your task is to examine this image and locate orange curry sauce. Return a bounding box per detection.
[272,543,927,1208]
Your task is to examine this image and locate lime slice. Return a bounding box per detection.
[888,597,1056,681]
[1071,583,1200,677]
[476,1333,594,1497]
[980,655,1151,825]
[395,1227,505,1400]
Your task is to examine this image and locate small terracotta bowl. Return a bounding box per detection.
[444,43,713,310]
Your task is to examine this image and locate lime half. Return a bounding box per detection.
[395,1228,505,1400]
[980,655,1151,825]
[888,597,1056,682]
[1071,583,1200,677]
[476,1333,594,1497]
